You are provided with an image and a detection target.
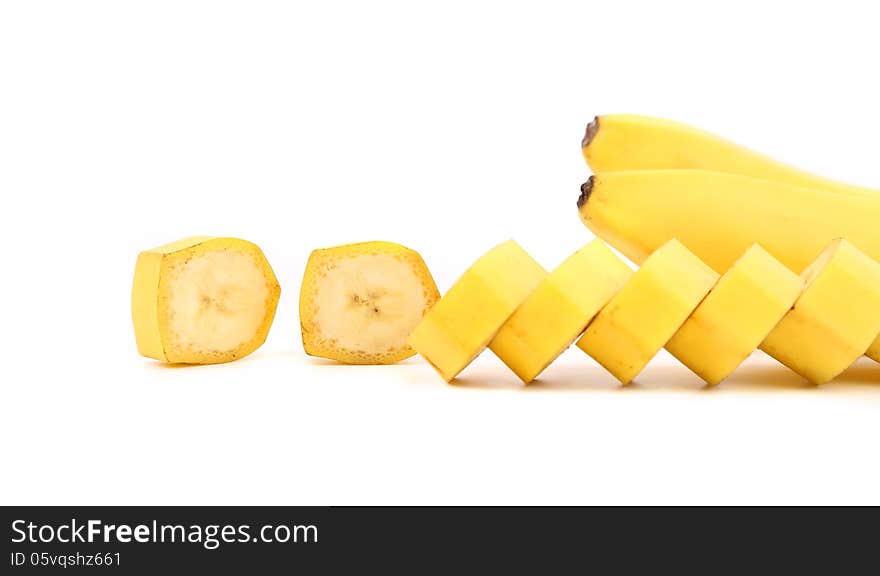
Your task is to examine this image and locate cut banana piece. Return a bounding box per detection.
[132,236,281,364]
[665,244,803,385]
[576,239,718,384]
[408,240,546,382]
[299,241,439,364]
[489,239,632,383]
[760,239,880,384]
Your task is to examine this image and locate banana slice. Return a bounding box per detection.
[576,239,718,384]
[760,239,880,384]
[488,239,632,383]
[132,236,281,364]
[665,244,803,385]
[299,241,439,364]
[408,240,546,382]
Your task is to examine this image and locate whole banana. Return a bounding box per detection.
[582,114,877,196]
[577,169,880,274]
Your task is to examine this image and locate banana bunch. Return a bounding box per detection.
[575,114,880,374]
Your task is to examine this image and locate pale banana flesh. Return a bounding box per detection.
[582,114,877,196]
[488,239,632,383]
[576,239,718,384]
[299,241,439,365]
[132,236,281,364]
[760,240,880,384]
[665,244,803,385]
[408,240,546,382]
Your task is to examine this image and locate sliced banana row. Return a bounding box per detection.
[410,238,880,385]
[132,234,880,383]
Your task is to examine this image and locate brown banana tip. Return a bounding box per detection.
[581,116,599,148]
[577,177,594,209]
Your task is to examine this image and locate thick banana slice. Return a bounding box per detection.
[665,244,803,385]
[576,239,718,384]
[489,239,632,383]
[299,241,439,364]
[132,236,280,364]
[760,239,880,384]
[408,240,546,382]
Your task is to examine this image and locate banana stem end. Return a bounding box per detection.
[582,116,599,148]
[578,177,594,209]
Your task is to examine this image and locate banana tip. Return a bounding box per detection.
[577,177,594,209]
[581,116,599,148]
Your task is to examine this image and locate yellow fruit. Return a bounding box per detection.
[581,114,876,196]
[299,241,439,364]
[760,239,880,384]
[665,244,803,385]
[132,236,280,364]
[576,239,718,384]
[488,239,632,383]
[577,170,880,274]
[408,240,546,382]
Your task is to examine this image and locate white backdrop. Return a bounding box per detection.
[2,1,879,505]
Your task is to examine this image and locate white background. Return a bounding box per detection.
[2,1,879,505]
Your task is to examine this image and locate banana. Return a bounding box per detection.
[760,239,880,384]
[408,240,546,382]
[132,236,281,364]
[581,114,877,196]
[577,170,880,274]
[665,244,803,385]
[488,239,632,383]
[299,241,440,364]
[576,239,718,384]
